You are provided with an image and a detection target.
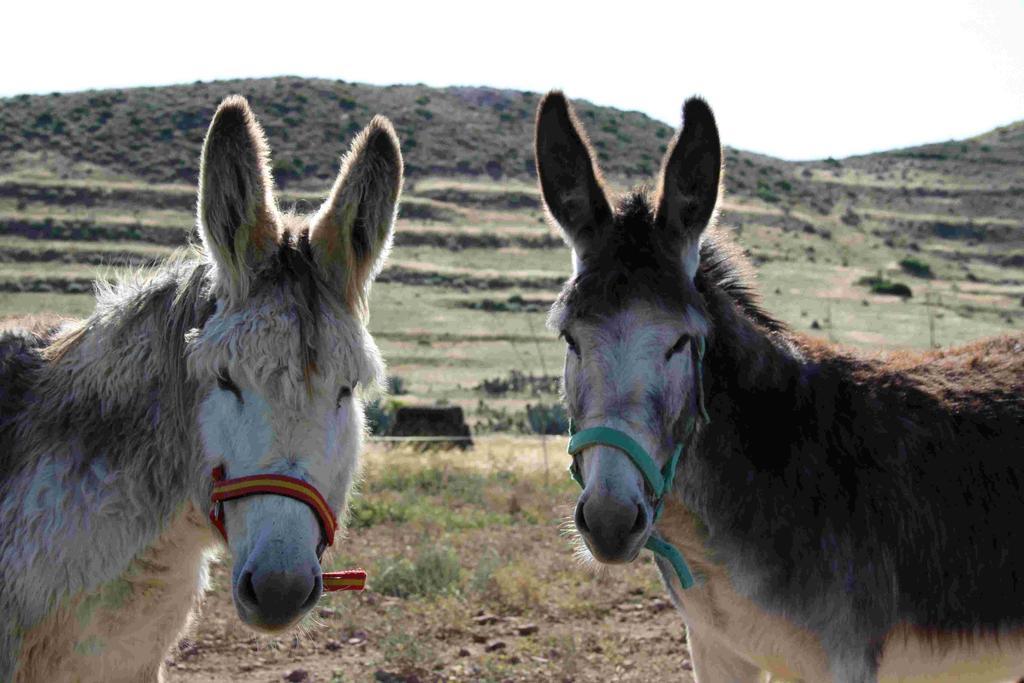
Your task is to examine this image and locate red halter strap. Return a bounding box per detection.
[209,466,366,592]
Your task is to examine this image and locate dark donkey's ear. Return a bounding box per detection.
[535,91,612,257]
[311,116,403,316]
[655,97,722,280]
[198,96,280,299]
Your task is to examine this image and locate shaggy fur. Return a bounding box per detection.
[538,91,1024,682]
[0,96,403,681]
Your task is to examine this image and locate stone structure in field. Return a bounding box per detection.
[388,406,473,449]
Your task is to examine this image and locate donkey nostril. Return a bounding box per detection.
[302,573,323,611]
[630,503,648,535]
[238,571,258,607]
[574,500,591,534]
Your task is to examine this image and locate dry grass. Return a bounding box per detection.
[164,440,690,682]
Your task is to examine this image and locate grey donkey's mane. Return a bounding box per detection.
[0,252,217,491]
[0,217,344,487]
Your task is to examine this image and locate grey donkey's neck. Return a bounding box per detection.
[0,256,217,631]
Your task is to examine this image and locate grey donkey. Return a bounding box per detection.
[0,96,402,681]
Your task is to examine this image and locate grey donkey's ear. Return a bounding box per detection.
[655,97,722,280]
[535,91,612,257]
[197,96,280,297]
[310,116,403,316]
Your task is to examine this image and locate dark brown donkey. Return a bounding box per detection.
[535,90,1024,682]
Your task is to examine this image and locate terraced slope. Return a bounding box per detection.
[0,79,1021,425]
[0,175,1019,425]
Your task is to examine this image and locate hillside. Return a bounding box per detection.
[0,76,1021,417]
[0,76,682,185]
[2,76,1021,228]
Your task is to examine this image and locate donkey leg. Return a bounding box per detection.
[687,624,764,683]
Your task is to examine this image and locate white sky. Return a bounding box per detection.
[2,0,1021,160]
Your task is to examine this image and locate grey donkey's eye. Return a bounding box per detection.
[337,382,357,407]
[216,370,243,404]
[666,335,692,361]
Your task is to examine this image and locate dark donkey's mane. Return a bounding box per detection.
[555,190,785,335]
[684,211,1024,650]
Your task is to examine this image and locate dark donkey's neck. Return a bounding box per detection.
[690,270,808,489]
[676,243,1024,645]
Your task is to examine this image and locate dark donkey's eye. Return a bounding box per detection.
[216,370,243,403]
[666,334,692,361]
[337,382,357,407]
[562,331,580,356]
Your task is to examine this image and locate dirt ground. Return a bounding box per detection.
[164,442,697,683]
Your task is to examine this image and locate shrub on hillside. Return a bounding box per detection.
[899,257,934,279]
[756,181,779,203]
[857,274,913,298]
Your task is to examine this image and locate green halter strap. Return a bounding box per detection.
[567,337,708,591]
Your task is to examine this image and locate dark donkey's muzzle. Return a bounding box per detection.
[566,336,709,589]
[568,427,695,588]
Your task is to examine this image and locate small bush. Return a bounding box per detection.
[756,181,779,203]
[372,467,486,502]
[348,497,409,528]
[461,295,550,314]
[468,549,503,594]
[476,370,559,396]
[899,257,934,279]
[365,397,402,435]
[527,403,570,435]
[380,630,433,674]
[856,274,913,298]
[480,560,545,613]
[474,400,570,434]
[385,375,408,395]
[373,545,462,598]
[475,400,525,432]
[873,281,913,297]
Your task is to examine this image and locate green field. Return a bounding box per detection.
[2,169,1020,429]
